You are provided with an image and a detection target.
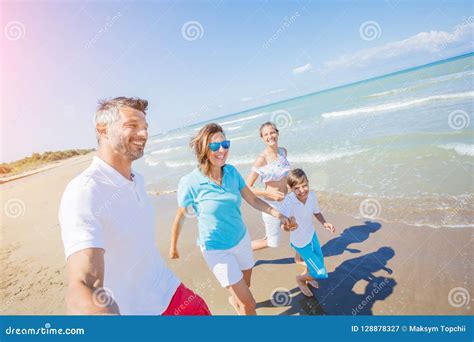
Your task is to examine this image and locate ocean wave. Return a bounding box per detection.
[438,143,474,157]
[367,70,474,98]
[164,160,196,168]
[151,133,189,144]
[230,134,254,142]
[219,112,267,126]
[144,157,160,166]
[226,125,243,131]
[289,150,368,163]
[150,146,183,155]
[322,91,474,118]
[161,149,368,168]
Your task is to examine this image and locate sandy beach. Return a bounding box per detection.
[1,154,472,315]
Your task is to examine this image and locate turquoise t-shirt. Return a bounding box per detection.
[177,164,247,251]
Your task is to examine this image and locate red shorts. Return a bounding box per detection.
[162,283,211,316]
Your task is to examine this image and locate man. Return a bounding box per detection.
[59,97,210,315]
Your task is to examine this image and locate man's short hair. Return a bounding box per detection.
[94,97,148,142]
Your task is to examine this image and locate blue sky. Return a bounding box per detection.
[1,0,473,162]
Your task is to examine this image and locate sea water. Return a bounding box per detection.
[135,53,474,228]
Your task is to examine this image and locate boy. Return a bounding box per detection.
[283,168,336,297]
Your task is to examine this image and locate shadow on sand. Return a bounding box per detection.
[256,221,397,315]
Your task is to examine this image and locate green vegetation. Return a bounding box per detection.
[0,149,95,176]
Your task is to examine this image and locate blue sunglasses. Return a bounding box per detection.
[209,140,231,152]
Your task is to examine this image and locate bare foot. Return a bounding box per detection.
[228,296,240,314]
[296,276,313,297]
[308,280,319,289]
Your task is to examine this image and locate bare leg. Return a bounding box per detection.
[296,274,314,297]
[227,277,257,315]
[295,251,305,265]
[228,296,240,314]
[229,269,252,314]
[296,266,315,297]
[251,238,268,251]
[242,268,252,288]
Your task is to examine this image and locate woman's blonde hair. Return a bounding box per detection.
[190,123,226,176]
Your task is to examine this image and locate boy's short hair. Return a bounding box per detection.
[287,168,309,188]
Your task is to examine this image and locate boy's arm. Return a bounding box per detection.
[314,212,336,233]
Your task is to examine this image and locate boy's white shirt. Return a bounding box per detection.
[281,190,321,248]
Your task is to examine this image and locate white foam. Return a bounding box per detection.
[368,70,474,98]
[438,143,474,157]
[164,160,196,168]
[289,150,367,163]
[144,157,160,166]
[151,133,189,143]
[218,112,267,126]
[230,134,254,142]
[322,91,474,118]
[226,125,243,131]
[150,146,183,155]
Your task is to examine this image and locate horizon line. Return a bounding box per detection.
[158,51,473,137]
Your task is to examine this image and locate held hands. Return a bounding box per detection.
[280,215,298,231]
[323,222,336,234]
[169,246,179,259]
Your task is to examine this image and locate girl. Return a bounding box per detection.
[246,122,292,250]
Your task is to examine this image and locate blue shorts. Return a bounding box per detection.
[291,233,328,279]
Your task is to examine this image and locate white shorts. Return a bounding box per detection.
[201,230,255,288]
[261,200,284,248]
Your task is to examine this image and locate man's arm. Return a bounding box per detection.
[66,248,120,315]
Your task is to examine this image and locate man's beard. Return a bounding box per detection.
[110,132,145,161]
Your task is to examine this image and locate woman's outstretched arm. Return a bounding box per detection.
[240,186,296,231]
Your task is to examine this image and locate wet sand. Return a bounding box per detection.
[1,155,472,315]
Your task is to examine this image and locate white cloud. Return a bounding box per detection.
[293,63,312,74]
[324,23,474,71]
[241,97,253,102]
[262,88,285,96]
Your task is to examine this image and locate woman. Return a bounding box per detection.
[246,122,292,251]
[169,123,296,315]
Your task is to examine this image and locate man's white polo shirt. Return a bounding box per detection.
[59,156,180,315]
